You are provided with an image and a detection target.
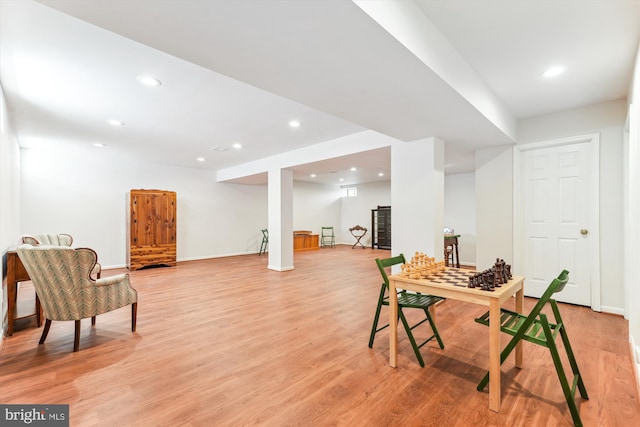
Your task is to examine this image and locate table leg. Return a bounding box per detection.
[489,298,501,412]
[389,279,398,368]
[7,264,16,336]
[515,286,524,368]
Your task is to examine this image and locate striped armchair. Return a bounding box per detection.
[16,244,138,352]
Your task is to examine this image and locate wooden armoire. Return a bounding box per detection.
[127,189,177,270]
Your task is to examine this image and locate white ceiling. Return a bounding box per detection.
[1,0,638,186]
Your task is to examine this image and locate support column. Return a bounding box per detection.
[267,167,294,271]
[475,146,513,269]
[391,137,444,261]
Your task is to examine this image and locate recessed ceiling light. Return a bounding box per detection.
[350,167,357,171]
[197,157,205,162]
[542,66,565,78]
[107,119,124,126]
[289,120,301,128]
[339,178,344,182]
[137,75,162,87]
[92,142,105,148]
[378,172,384,177]
[310,174,316,178]
[232,143,242,150]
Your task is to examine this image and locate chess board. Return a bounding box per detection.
[420,268,475,288]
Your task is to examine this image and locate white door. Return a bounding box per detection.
[519,138,596,306]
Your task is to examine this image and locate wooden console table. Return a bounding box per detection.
[293,231,319,252]
[4,249,41,336]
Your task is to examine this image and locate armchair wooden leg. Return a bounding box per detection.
[39,319,52,344]
[35,295,42,327]
[73,320,81,352]
[131,302,137,332]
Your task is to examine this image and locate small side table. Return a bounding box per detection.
[444,235,460,268]
[349,225,367,249]
[6,249,42,336]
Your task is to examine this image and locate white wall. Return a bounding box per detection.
[517,99,627,312]
[20,143,268,268]
[292,180,342,242]
[20,144,356,267]
[340,181,390,248]
[0,84,21,338]
[444,172,476,266]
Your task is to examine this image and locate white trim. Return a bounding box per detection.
[268,265,295,272]
[600,305,625,316]
[513,133,601,311]
[623,108,632,320]
[630,336,640,390]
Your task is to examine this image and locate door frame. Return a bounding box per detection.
[513,133,601,311]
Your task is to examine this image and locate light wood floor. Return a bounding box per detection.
[2,246,639,426]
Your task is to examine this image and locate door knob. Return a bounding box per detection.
[580,229,589,235]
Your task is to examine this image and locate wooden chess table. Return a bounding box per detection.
[388,268,525,413]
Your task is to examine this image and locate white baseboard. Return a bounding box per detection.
[601,305,625,315]
[101,252,256,271]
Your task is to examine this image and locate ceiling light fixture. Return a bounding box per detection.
[92,142,105,148]
[542,66,565,78]
[378,172,384,177]
[197,157,205,162]
[339,178,344,182]
[350,167,357,171]
[107,119,124,126]
[232,143,242,150]
[310,174,316,178]
[137,75,162,87]
[289,120,301,128]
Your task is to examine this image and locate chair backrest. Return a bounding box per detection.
[16,245,99,321]
[321,226,334,236]
[375,253,407,290]
[518,269,570,328]
[21,233,73,246]
[261,229,268,239]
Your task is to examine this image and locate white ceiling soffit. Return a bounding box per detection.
[36,0,515,150]
[223,147,391,187]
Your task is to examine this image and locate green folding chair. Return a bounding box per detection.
[259,229,268,255]
[320,226,335,248]
[369,254,445,367]
[474,270,588,426]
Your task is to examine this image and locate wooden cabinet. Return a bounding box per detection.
[293,231,319,252]
[371,206,391,249]
[127,189,177,270]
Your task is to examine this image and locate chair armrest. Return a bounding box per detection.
[94,273,130,287]
[91,262,102,279]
